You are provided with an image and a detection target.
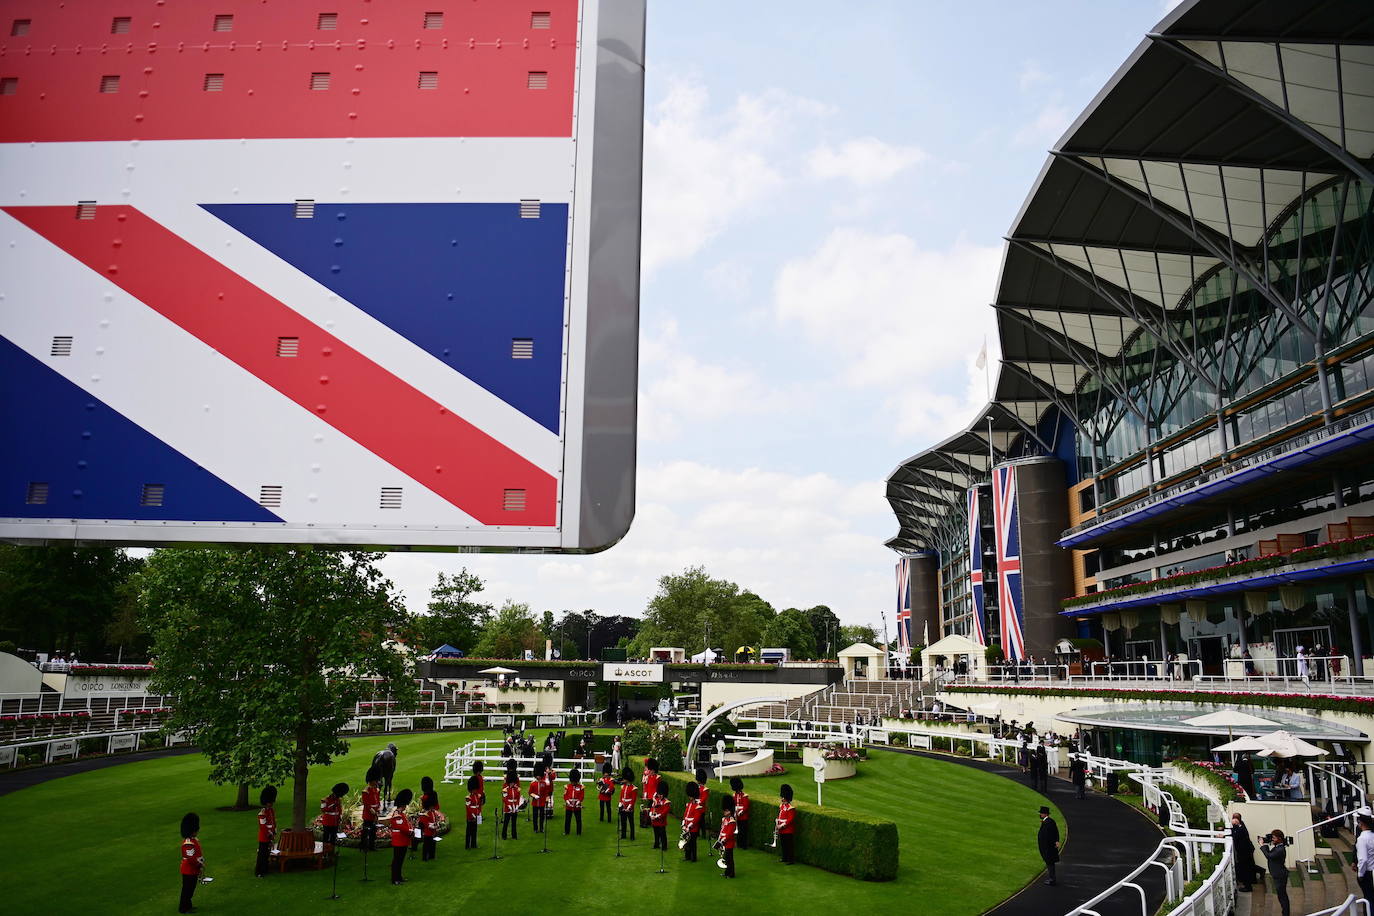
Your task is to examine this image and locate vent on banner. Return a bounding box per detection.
[310,72,331,91]
[503,489,527,512]
[294,200,315,219]
[531,12,551,29]
[140,483,165,507]
[511,339,534,359]
[75,201,97,220]
[111,17,131,35]
[380,487,403,509]
[11,19,31,37]
[527,71,549,90]
[317,12,338,30]
[276,336,300,358]
[203,73,224,92]
[50,335,73,357]
[26,482,49,505]
[212,14,234,32]
[418,71,438,90]
[100,75,121,94]
[423,11,444,29]
[258,485,283,508]
[519,199,541,219]
[0,78,16,96]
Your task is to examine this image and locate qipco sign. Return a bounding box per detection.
[63,672,152,699]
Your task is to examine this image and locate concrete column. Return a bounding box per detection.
[1348,580,1366,677]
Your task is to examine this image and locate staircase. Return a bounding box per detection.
[1240,826,1363,916]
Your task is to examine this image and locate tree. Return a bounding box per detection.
[720,591,774,660]
[541,609,556,649]
[136,547,417,833]
[629,567,739,656]
[0,544,144,659]
[764,609,817,659]
[805,605,841,659]
[840,624,880,648]
[472,600,540,658]
[414,570,491,656]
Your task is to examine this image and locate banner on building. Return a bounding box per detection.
[993,466,1026,660]
[895,558,912,652]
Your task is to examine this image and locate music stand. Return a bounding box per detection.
[657,836,667,874]
[360,833,371,883]
[538,808,551,854]
[489,809,502,861]
[325,842,341,900]
[615,812,625,858]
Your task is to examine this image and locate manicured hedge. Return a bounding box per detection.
[645,763,898,881]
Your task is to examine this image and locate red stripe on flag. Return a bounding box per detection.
[7,205,557,526]
[0,1,577,141]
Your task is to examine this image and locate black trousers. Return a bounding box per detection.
[737,819,749,849]
[502,812,518,839]
[256,840,270,877]
[1075,780,1085,799]
[780,833,795,864]
[1357,869,1373,901]
[599,799,612,821]
[179,874,197,913]
[652,825,667,849]
[533,806,546,833]
[619,808,634,839]
[723,846,735,877]
[1273,874,1290,916]
[361,820,377,852]
[465,821,478,848]
[390,845,406,883]
[323,825,338,847]
[421,837,436,861]
[565,809,582,835]
[1044,859,1057,884]
[684,833,698,861]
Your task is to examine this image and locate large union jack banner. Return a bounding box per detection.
[967,486,987,645]
[0,1,642,550]
[992,466,1026,660]
[895,557,912,653]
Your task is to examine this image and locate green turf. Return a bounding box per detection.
[0,733,1056,915]
[1325,857,1343,873]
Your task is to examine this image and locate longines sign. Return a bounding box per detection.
[602,663,664,683]
[63,673,151,698]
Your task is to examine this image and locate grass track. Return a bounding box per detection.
[0,732,1056,915]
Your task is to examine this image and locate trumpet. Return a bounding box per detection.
[767,827,779,848]
[713,834,727,869]
[677,822,691,850]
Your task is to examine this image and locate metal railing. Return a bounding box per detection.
[982,663,1071,682]
[442,738,606,784]
[1308,895,1372,916]
[1307,762,1369,826]
[1083,659,1203,681]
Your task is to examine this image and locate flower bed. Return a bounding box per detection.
[66,664,155,676]
[319,792,452,847]
[1171,758,1246,803]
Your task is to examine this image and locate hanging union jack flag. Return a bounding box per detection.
[992,465,1026,660]
[967,487,987,645]
[895,557,912,653]
[0,1,644,551]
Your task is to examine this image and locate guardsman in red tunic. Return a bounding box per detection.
[361,767,382,853]
[649,786,671,850]
[472,761,487,818]
[388,789,414,885]
[501,772,522,840]
[719,796,738,878]
[695,767,712,839]
[597,762,616,822]
[529,762,549,834]
[465,774,483,849]
[730,776,751,849]
[776,783,797,865]
[417,776,440,853]
[682,782,703,862]
[179,812,203,914]
[255,785,277,878]
[320,781,347,848]
[563,767,586,836]
[418,794,439,861]
[642,758,661,822]
[617,766,638,840]
[540,752,556,832]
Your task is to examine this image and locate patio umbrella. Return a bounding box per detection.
[1254,730,1329,758]
[1184,710,1283,764]
[478,666,518,675]
[1211,735,1270,753]
[969,700,1003,718]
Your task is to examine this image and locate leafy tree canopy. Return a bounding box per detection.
[472,600,540,658]
[414,569,492,656]
[764,608,818,659]
[0,544,144,659]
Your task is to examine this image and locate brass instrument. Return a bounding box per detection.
[677,821,691,850]
[767,827,779,848]
[712,833,728,869]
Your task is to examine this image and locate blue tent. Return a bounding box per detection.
[431,644,464,658]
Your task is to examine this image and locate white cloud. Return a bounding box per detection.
[377,461,894,629]
[774,227,1000,435]
[641,79,832,277]
[1012,100,1074,148]
[807,137,927,186]
[1017,62,1051,93]
[637,320,777,442]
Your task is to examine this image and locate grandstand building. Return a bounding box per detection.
[887,0,1374,674]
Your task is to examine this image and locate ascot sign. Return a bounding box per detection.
[602,663,664,683]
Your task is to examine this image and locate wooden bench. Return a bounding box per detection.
[272,830,331,872]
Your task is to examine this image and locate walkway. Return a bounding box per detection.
[0,746,197,798]
[887,747,1167,916]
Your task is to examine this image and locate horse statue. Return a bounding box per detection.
[371,742,399,805]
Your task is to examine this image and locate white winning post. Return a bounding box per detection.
[716,739,726,783]
[813,757,827,806]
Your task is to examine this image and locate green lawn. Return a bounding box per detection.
[0,732,1056,915]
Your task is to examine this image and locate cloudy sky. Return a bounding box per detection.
[379,1,1185,631]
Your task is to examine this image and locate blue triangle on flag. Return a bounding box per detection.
[203,202,567,434]
[0,335,282,523]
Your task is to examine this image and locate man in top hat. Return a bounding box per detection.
[776,784,797,865]
[361,768,382,852]
[597,762,616,822]
[1038,805,1061,886]
[719,795,738,878]
[320,782,347,848]
[255,786,277,878]
[179,812,204,914]
[388,789,414,885]
[617,766,638,840]
[564,767,585,836]
[465,774,483,849]
[730,776,751,849]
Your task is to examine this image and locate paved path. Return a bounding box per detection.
[886,747,1167,916]
[0,746,197,798]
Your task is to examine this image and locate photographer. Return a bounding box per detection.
[1259,830,1291,916]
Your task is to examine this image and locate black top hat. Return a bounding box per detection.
[1039,805,1051,815]
[180,812,200,838]
[394,788,414,809]
[331,782,349,798]
[260,785,277,807]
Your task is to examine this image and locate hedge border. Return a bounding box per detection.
[641,760,898,881]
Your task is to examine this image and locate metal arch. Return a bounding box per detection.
[686,695,786,764]
[1000,362,1090,433]
[1051,151,1320,341]
[1149,35,1374,189]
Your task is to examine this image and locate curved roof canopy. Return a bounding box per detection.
[887,0,1374,554]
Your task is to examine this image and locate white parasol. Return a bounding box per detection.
[478,666,518,675]
[1253,730,1329,758]
[1211,735,1270,753]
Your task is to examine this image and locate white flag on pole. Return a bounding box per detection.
[975,340,988,369]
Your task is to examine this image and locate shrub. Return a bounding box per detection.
[621,720,652,755]
[649,763,898,880]
[648,729,684,772]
